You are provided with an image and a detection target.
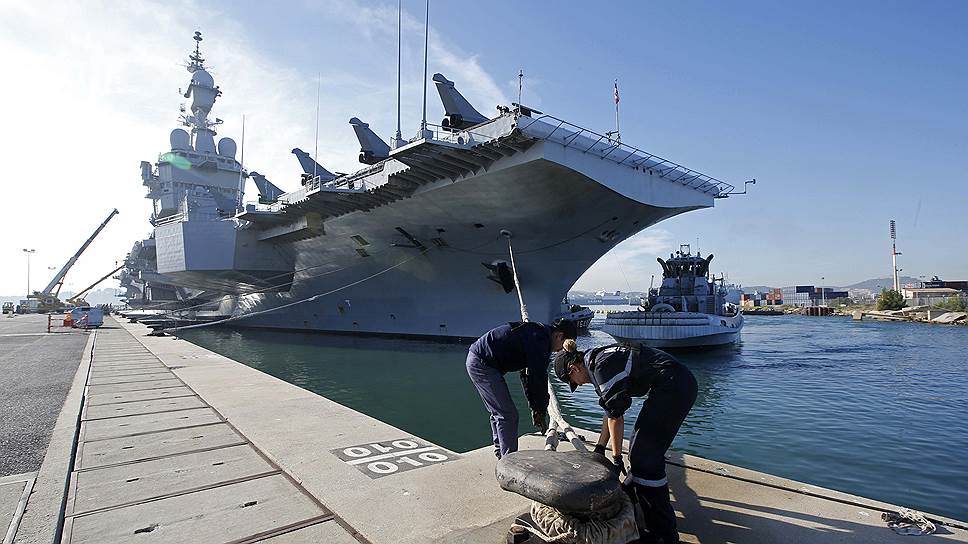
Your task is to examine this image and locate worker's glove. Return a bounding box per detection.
[593,444,607,456]
[531,410,548,434]
[610,454,628,476]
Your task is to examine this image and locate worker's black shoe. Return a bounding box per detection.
[633,483,680,544]
[506,525,531,544]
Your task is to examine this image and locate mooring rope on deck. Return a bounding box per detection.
[503,232,587,453]
[131,238,434,316]
[163,246,434,333]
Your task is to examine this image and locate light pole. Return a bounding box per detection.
[22,249,36,295]
[821,276,826,307]
[890,220,901,293]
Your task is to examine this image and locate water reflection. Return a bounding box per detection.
[177,328,514,453]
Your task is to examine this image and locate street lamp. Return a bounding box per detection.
[22,249,36,295]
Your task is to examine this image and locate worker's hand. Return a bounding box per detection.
[593,444,607,456]
[531,410,548,434]
[610,455,628,476]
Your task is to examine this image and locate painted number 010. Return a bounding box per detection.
[368,451,448,474]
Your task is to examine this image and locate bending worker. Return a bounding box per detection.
[467,319,578,459]
[553,339,697,544]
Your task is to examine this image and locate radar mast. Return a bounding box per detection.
[188,31,205,73]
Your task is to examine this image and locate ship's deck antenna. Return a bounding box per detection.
[394,0,403,147]
[420,0,430,136]
[188,31,205,73]
[237,114,246,211]
[607,79,621,143]
[518,69,524,106]
[314,74,320,180]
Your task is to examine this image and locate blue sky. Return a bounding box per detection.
[1,1,965,294]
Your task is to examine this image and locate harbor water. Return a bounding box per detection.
[177,313,968,521]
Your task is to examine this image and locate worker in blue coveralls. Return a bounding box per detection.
[553,339,697,544]
[466,319,578,459]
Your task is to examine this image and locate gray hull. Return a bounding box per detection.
[217,153,701,337]
[147,111,729,338]
[608,331,741,349]
[602,311,744,348]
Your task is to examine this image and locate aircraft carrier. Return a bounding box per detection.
[121,32,741,338]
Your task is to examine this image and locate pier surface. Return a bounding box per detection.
[0,315,89,477]
[7,315,968,543]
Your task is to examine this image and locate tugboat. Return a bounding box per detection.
[603,245,743,348]
[555,297,594,331]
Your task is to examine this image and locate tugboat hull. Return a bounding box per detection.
[603,311,744,348]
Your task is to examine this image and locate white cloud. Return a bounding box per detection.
[0,0,505,295]
[572,229,676,291]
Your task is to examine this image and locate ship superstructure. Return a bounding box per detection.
[123,33,744,338]
[122,32,246,308]
[603,245,743,347]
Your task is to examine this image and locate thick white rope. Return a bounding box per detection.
[164,247,430,332]
[505,235,587,452]
[506,237,529,322]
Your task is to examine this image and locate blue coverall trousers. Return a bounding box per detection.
[465,352,519,458]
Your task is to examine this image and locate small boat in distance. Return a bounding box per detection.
[555,298,594,331]
[602,245,743,348]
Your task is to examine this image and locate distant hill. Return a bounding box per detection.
[742,285,776,293]
[843,277,920,291]
[60,288,124,305]
[0,287,123,307]
[716,276,924,295]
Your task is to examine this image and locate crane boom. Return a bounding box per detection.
[66,264,124,306]
[41,209,119,296]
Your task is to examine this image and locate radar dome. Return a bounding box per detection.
[217,137,237,158]
[170,128,191,151]
[191,69,215,88]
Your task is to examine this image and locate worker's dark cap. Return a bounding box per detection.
[553,350,582,392]
[551,319,578,340]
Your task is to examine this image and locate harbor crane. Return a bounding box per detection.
[26,209,119,313]
[65,263,125,307]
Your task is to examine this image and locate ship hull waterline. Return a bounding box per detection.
[602,312,745,349]
[605,330,742,349]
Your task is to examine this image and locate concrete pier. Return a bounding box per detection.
[0,315,89,477]
[7,315,968,543]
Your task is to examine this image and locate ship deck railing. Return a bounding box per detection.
[420,123,507,146]
[153,212,186,226]
[266,164,384,212]
[517,113,735,197]
[260,109,734,216]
